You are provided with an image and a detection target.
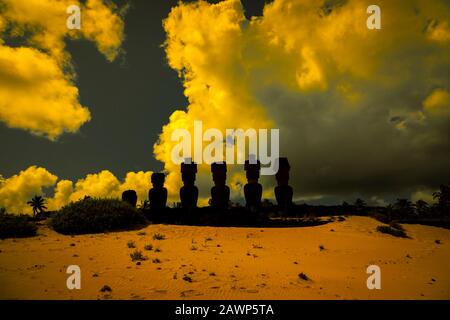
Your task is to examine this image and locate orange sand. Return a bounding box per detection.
[0,216,449,300]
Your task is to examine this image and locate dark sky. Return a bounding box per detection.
[0,0,269,181]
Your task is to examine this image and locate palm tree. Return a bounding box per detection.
[27,195,47,218]
[393,198,414,219]
[354,198,366,207]
[433,184,450,217]
[414,200,429,218]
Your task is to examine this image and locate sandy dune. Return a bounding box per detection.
[0,216,449,300]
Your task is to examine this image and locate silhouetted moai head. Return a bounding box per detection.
[122,190,137,207]
[211,162,230,209]
[211,162,227,186]
[151,172,165,188]
[181,159,197,186]
[275,157,290,185]
[149,173,167,210]
[274,157,293,209]
[180,159,198,209]
[244,157,262,208]
[244,156,261,183]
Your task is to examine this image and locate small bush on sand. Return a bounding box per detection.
[0,211,37,239]
[51,198,146,235]
[376,225,408,238]
[153,233,166,240]
[298,272,310,281]
[183,274,193,282]
[130,250,147,262]
[144,244,153,251]
[127,240,136,248]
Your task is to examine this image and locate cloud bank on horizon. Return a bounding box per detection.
[1,0,450,213]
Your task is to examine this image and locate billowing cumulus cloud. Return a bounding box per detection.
[0,46,91,138]
[0,167,152,214]
[0,0,126,139]
[0,166,57,213]
[155,0,450,203]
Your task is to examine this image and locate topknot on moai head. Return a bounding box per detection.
[275,157,290,185]
[181,158,197,185]
[244,156,261,183]
[211,162,227,186]
[122,189,138,207]
[151,172,165,188]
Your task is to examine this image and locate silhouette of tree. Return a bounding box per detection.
[27,195,47,218]
[433,184,450,217]
[393,198,414,219]
[385,204,394,221]
[414,200,429,218]
[354,198,366,208]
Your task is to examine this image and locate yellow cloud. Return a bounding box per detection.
[47,180,73,211]
[0,45,91,139]
[68,170,121,201]
[119,171,153,205]
[427,20,450,43]
[0,166,57,214]
[423,88,450,116]
[0,167,154,213]
[411,189,437,204]
[0,0,126,138]
[155,0,450,201]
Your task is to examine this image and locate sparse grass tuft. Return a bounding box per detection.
[144,244,153,251]
[153,233,166,240]
[183,274,193,282]
[100,285,112,292]
[130,250,147,262]
[127,240,136,248]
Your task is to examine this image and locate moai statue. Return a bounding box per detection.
[274,157,293,209]
[211,162,230,209]
[122,190,137,207]
[244,156,262,209]
[148,172,168,210]
[180,159,198,209]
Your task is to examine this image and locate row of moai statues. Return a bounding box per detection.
[122,158,293,210]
